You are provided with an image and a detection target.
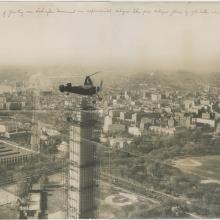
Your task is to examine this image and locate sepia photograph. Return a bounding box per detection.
[0,1,220,219]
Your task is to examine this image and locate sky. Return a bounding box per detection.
[0,2,220,73]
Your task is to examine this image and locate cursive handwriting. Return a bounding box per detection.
[1,7,220,18]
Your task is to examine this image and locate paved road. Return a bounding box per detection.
[101,172,187,203]
[101,179,160,204]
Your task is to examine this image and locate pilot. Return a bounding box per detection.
[84,76,93,88]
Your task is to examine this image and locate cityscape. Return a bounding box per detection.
[0,70,219,218]
[0,1,220,219]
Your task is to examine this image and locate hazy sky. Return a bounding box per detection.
[1,2,220,73]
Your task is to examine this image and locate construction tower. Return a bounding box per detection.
[67,98,100,219]
[31,89,41,152]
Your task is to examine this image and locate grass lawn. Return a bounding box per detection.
[174,155,220,180]
[99,183,158,218]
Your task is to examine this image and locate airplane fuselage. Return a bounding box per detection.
[59,84,99,96]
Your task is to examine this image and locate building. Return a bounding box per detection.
[149,126,175,135]
[184,100,194,111]
[140,117,155,131]
[67,106,100,219]
[0,142,37,167]
[112,99,117,107]
[19,184,47,219]
[0,84,13,94]
[216,122,220,133]
[143,90,151,99]
[120,111,133,121]
[168,117,175,128]
[40,127,61,147]
[131,112,150,126]
[109,137,133,148]
[185,116,192,128]
[0,96,6,110]
[124,91,130,100]
[108,124,126,134]
[103,116,112,133]
[0,125,6,136]
[6,101,25,110]
[128,126,141,136]
[57,141,68,153]
[189,105,200,114]
[174,112,184,126]
[195,118,215,128]
[174,112,192,128]
[109,109,120,118]
[164,106,172,113]
[200,99,210,106]
[151,94,161,103]
[202,112,211,120]
[0,120,19,133]
[0,96,6,104]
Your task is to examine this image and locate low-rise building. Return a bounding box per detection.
[215,122,220,135]
[120,111,133,122]
[195,118,215,128]
[200,99,210,106]
[109,137,133,148]
[140,117,156,131]
[0,121,19,133]
[0,142,37,167]
[57,141,68,153]
[149,126,175,135]
[202,112,211,120]
[109,109,120,118]
[19,184,47,219]
[168,117,175,128]
[6,101,25,110]
[40,127,61,146]
[128,126,141,136]
[108,124,126,134]
[131,111,157,126]
[151,94,161,103]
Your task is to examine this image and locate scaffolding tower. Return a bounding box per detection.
[31,89,41,152]
[66,98,100,219]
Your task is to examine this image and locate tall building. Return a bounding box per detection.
[0,96,6,110]
[184,100,194,111]
[67,101,100,219]
[215,122,220,136]
[103,115,112,133]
